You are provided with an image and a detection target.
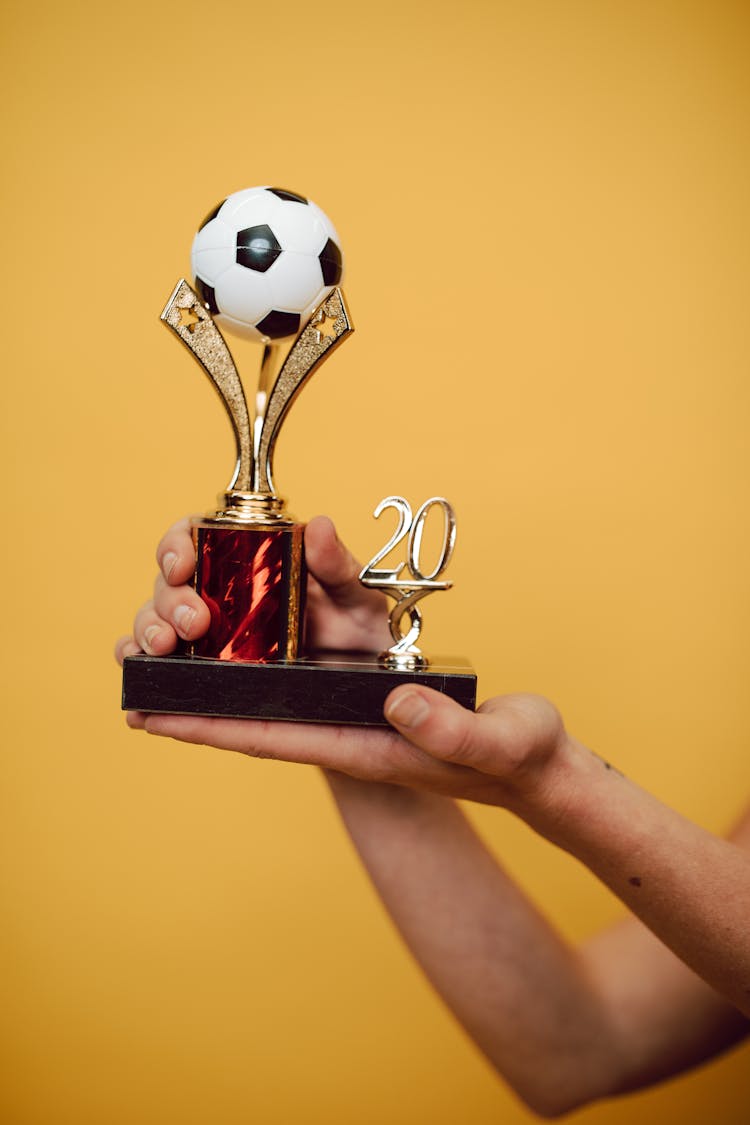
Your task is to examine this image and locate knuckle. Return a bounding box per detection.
[241,721,277,759]
[442,717,477,765]
[134,597,155,622]
[133,611,154,639]
[153,582,176,615]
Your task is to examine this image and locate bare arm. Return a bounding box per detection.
[117,516,749,1114]
[322,772,749,1116]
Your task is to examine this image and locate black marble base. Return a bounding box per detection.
[122,651,476,727]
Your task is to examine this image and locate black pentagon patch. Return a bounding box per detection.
[256,309,301,339]
[199,200,225,231]
[236,224,281,272]
[195,276,219,315]
[319,238,343,286]
[268,187,308,205]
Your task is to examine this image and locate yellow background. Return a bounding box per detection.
[2,1,749,1121]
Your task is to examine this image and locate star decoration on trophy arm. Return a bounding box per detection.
[314,311,338,341]
[177,304,202,332]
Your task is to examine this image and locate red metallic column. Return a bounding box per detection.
[189,519,305,662]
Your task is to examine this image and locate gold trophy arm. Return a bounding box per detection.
[161,279,253,492]
[254,288,354,495]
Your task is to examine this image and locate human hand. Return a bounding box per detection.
[116,516,572,811]
[115,513,393,663]
[131,681,569,814]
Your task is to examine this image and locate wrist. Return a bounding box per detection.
[323,767,453,818]
[502,731,610,837]
[323,767,415,804]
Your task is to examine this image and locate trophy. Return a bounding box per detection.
[122,186,476,725]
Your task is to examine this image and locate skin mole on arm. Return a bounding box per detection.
[629,876,642,887]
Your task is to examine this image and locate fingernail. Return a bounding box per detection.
[173,604,196,638]
[161,551,178,580]
[385,691,430,729]
[143,625,161,653]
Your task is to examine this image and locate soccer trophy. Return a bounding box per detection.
[121,186,476,725]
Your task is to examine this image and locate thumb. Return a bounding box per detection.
[384,686,562,779]
[304,515,375,609]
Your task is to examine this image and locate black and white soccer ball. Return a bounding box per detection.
[191,186,344,342]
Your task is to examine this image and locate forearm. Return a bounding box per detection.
[514,737,750,1018]
[324,758,748,1114]
[324,771,625,1115]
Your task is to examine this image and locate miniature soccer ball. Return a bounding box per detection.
[191,186,344,342]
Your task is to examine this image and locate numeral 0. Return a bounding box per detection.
[361,496,456,584]
[408,497,456,580]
